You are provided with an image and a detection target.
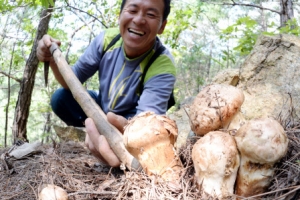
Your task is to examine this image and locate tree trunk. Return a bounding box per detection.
[12,7,53,142]
[280,0,294,27]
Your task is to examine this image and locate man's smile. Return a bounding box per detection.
[128,28,145,36]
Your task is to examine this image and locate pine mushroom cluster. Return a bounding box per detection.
[119,83,288,199]
[189,84,289,199]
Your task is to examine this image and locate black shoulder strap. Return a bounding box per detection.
[139,45,175,109]
[101,33,121,59]
[139,45,166,93]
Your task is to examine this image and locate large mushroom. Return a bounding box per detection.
[123,111,183,182]
[234,117,289,197]
[189,84,244,136]
[192,131,240,199]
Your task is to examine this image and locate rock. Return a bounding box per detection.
[53,125,86,142]
[168,102,193,152]
[212,68,240,86]
[212,34,300,125]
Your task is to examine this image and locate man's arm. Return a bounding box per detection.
[136,73,176,114]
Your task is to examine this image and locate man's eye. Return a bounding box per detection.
[129,10,137,13]
[147,13,156,18]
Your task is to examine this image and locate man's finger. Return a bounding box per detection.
[107,112,128,133]
[85,118,121,167]
[42,34,61,48]
[85,132,108,165]
[50,37,61,46]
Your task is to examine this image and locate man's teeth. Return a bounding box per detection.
[129,29,145,36]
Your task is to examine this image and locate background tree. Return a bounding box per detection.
[12,6,54,142]
[0,0,300,145]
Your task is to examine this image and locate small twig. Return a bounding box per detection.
[183,106,193,130]
[223,0,281,14]
[0,70,22,83]
[64,0,107,28]
[68,191,118,196]
[273,185,300,200]
[65,18,96,62]
[2,192,24,200]
[243,185,300,199]
[25,182,38,200]
[287,129,300,133]
[214,92,225,128]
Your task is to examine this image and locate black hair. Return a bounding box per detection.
[120,0,171,21]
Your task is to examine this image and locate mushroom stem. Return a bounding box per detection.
[234,118,289,197]
[192,131,240,199]
[124,112,183,182]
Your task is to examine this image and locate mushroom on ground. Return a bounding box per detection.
[189,84,244,136]
[123,111,183,182]
[39,184,68,200]
[192,131,240,199]
[234,118,289,197]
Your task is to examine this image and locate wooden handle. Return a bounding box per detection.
[50,42,141,171]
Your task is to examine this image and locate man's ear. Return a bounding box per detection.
[158,20,167,35]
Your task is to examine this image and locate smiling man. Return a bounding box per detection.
[36,0,175,167]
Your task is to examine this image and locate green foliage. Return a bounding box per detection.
[221,15,300,61]
[162,0,200,49]
[39,0,54,8]
[221,49,236,64]
[0,0,53,12]
[279,18,300,36]
[221,16,258,56]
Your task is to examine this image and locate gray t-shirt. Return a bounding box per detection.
[72,28,176,117]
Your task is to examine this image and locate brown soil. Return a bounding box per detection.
[0,129,299,200]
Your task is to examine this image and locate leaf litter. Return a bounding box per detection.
[0,128,299,200]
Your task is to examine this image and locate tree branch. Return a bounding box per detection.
[65,18,97,63]
[223,0,281,15]
[68,9,96,37]
[0,70,22,83]
[64,0,108,28]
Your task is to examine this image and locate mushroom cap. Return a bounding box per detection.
[192,131,240,197]
[39,184,68,200]
[235,117,288,164]
[189,84,244,136]
[124,112,178,152]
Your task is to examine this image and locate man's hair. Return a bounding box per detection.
[120,0,171,21]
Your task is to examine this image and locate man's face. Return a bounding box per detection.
[119,0,167,58]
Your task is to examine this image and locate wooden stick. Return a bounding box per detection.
[50,43,140,171]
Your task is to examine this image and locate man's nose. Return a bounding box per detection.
[133,12,146,24]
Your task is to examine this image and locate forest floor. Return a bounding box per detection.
[0,125,300,200]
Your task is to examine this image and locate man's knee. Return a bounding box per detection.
[50,88,72,112]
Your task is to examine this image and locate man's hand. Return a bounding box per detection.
[37,34,61,63]
[37,35,70,88]
[84,112,128,167]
